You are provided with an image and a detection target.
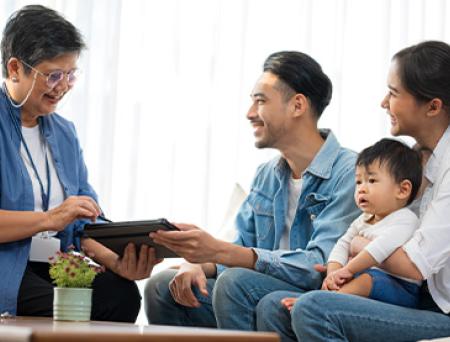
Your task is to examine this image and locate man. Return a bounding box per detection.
[145,51,360,330]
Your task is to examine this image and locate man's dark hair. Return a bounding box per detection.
[356,138,422,205]
[263,51,332,118]
[1,4,86,77]
[393,41,450,114]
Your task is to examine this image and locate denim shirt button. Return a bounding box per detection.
[310,214,316,220]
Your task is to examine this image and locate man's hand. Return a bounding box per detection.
[150,224,222,263]
[314,264,327,274]
[45,196,100,231]
[112,244,162,280]
[314,263,329,290]
[169,263,208,308]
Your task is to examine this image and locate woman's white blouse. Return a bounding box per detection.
[403,125,450,313]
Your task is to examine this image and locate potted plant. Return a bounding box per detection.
[49,246,104,321]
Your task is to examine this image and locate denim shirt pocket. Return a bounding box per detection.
[304,193,329,221]
[247,190,274,242]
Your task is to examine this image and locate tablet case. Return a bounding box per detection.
[84,218,179,258]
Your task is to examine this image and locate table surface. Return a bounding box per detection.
[0,316,280,342]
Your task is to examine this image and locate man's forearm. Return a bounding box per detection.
[214,241,257,269]
[200,262,218,278]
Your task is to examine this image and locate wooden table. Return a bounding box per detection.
[0,316,280,342]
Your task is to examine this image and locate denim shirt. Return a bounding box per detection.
[0,86,98,315]
[217,130,360,290]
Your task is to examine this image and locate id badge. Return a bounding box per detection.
[29,236,61,262]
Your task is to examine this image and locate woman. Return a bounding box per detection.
[256,40,450,341]
[0,5,159,322]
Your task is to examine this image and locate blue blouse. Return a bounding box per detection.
[0,86,98,315]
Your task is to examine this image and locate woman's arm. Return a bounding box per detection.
[81,237,161,280]
[0,209,48,243]
[0,196,100,243]
[380,247,423,280]
[350,236,423,280]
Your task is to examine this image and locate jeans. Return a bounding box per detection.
[144,267,303,330]
[256,290,305,342]
[259,289,450,342]
[144,269,217,327]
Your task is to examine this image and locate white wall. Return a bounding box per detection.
[2,0,449,232]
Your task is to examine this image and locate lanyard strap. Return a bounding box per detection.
[21,134,52,212]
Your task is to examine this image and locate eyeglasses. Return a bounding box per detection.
[21,60,80,89]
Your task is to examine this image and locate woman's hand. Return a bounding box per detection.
[112,244,163,281]
[45,196,101,231]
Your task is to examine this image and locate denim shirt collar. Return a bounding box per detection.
[1,84,21,121]
[1,84,55,141]
[274,129,340,180]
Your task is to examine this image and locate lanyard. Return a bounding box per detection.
[21,133,51,212]
[3,84,52,211]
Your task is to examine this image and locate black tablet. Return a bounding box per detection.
[84,218,179,258]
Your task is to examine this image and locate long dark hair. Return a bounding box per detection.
[393,41,450,114]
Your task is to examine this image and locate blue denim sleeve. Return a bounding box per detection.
[253,166,360,290]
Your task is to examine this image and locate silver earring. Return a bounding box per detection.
[11,76,18,82]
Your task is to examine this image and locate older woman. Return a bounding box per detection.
[0,5,159,321]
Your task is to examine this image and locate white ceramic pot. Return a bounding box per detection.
[53,287,93,321]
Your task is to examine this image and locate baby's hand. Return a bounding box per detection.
[322,272,340,291]
[281,297,298,311]
[332,267,354,285]
[322,268,354,291]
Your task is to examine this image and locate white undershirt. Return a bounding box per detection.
[279,176,303,250]
[20,125,65,237]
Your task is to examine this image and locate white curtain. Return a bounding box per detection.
[1,0,450,233]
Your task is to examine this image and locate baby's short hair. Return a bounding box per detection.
[356,138,422,205]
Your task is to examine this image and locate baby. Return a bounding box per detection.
[283,138,423,310]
